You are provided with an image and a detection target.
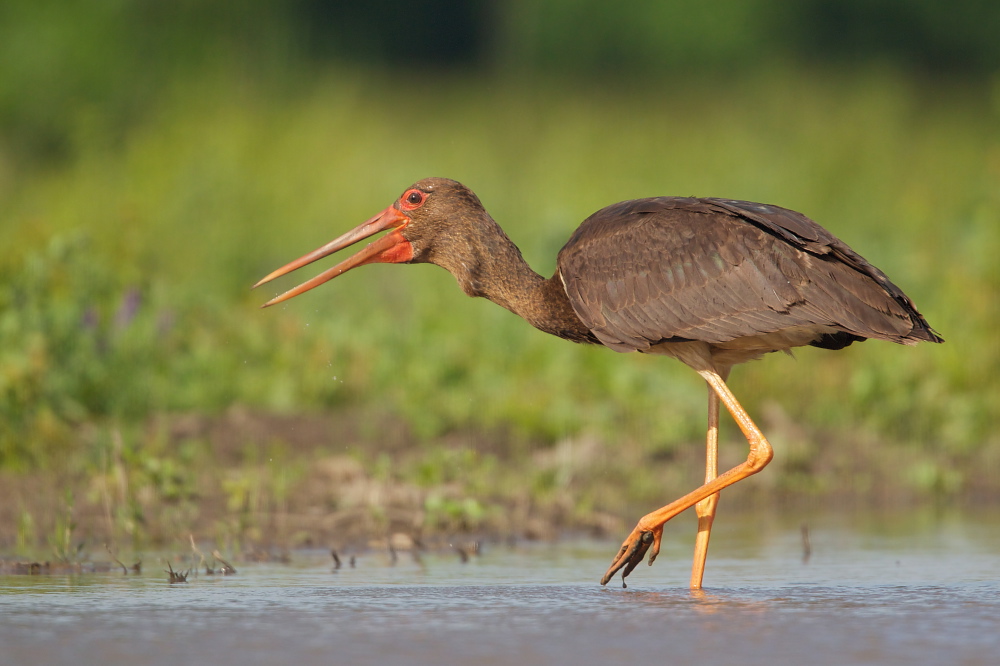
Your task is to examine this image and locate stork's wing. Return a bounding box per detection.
[556,197,941,353]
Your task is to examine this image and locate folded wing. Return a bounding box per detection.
[557,197,941,353]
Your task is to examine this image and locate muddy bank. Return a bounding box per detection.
[1,404,992,560]
[0,407,626,558]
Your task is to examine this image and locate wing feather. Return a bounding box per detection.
[557,197,942,353]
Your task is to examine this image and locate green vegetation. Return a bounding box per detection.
[1,3,998,555]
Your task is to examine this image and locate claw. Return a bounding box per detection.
[621,531,653,577]
[647,528,663,566]
[600,528,659,586]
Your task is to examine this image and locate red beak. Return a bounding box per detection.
[253,205,414,307]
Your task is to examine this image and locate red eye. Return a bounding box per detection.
[401,189,425,210]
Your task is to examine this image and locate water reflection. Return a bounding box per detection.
[1,511,999,666]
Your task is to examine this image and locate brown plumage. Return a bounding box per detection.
[255,177,942,588]
[558,195,939,360]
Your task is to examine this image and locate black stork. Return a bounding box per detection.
[254,177,942,589]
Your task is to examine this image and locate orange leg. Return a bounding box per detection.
[601,366,772,586]
[690,368,728,589]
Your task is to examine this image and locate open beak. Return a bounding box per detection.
[253,205,413,307]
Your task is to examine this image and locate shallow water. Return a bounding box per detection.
[2,511,999,666]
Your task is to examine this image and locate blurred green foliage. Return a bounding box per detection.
[0,1,998,514]
[4,0,999,165]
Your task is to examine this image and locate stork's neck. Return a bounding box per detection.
[429,217,595,344]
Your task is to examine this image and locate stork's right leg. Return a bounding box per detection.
[691,379,722,589]
[690,366,731,589]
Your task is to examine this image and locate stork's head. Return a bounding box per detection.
[253,177,487,306]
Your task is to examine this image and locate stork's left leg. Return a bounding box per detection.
[690,367,729,589]
[601,365,773,586]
